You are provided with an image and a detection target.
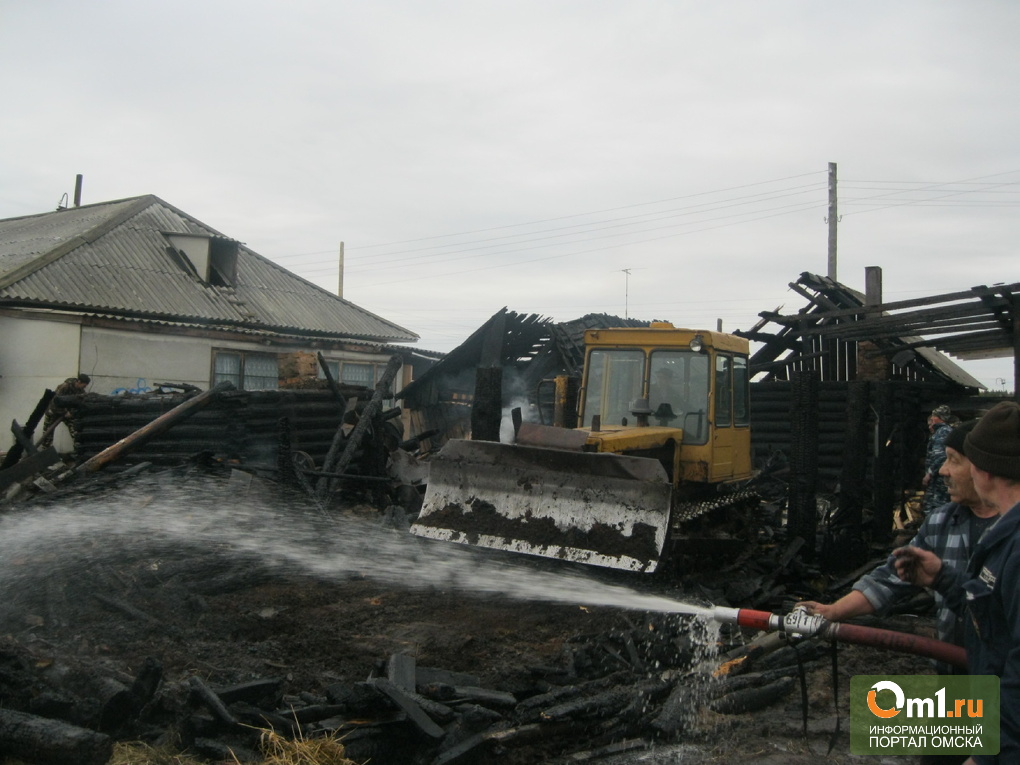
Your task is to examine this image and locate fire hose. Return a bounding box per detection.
[709,606,968,670]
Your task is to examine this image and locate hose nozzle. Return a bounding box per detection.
[709,605,828,638]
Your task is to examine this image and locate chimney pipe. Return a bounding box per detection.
[73,174,83,207]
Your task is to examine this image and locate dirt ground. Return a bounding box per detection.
[0,467,936,764]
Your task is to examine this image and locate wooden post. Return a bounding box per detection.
[75,381,234,474]
[471,368,503,442]
[827,162,838,281]
[788,371,819,560]
[872,381,895,540]
[472,312,507,442]
[825,380,869,572]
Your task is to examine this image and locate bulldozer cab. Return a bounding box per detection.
[578,324,751,484]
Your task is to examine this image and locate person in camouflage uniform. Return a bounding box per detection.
[922,404,953,514]
[39,373,90,449]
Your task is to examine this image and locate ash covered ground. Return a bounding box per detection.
[0,467,932,764]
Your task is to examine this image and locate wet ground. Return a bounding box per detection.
[0,468,936,763]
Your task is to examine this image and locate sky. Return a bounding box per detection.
[1,1,1018,390]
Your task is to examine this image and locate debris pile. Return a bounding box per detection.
[0,562,842,764]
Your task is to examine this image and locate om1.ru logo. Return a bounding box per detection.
[850,675,999,755]
[867,679,984,719]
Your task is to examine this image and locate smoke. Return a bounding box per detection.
[499,365,542,443]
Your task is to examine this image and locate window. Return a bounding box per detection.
[214,352,242,388]
[733,356,750,427]
[316,359,397,406]
[166,233,238,287]
[318,359,341,381]
[715,355,733,427]
[581,349,646,428]
[340,362,374,386]
[650,350,710,443]
[713,354,751,429]
[317,360,383,387]
[213,351,279,390]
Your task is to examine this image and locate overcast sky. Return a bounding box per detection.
[2,1,1018,389]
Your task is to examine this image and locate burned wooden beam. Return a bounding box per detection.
[370,678,445,739]
[1,389,56,470]
[772,279,1020,323]
[710,675,796,714]
[316,351,347,411]
[387,653,416,692]
[189,676,240,727]
[0,447,60,494]
[0,708,113,765]
[92,593,159,625]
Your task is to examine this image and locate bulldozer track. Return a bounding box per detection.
[670,487,760,527]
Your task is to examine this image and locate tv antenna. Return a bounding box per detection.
[620,268,645,319]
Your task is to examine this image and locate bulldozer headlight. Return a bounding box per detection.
[689,334,704,353]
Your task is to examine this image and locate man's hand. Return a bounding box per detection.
[893,547,942,587]
[796,601,840,620]
[795,590,874,623]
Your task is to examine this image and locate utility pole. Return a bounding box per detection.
[621,268,632,319]
[827,162,838,281]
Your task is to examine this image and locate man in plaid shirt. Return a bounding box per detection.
[799,420,997,661]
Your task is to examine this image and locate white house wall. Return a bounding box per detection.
[0,314,82,453]
[1,316,404,456]
[79,327,213,395]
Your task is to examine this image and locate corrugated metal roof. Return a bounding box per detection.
[0,196,418,344]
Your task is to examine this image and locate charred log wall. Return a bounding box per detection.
[66,390,370,472]
[750,379,965,556]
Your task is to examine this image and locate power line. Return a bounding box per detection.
[285,189,828,278]
[267,168,1020,280]
[839,170,1020,217]
[349,198,827,287]
[344,170,824,251]
[340,183,826,271]
[319,198,824,280]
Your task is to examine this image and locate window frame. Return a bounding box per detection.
[212,349,279,391]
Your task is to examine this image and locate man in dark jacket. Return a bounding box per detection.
[894,401,1020,765]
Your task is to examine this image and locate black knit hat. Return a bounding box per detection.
[964,402,1020,480]
[945,419,978,454]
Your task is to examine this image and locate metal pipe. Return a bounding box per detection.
[710,606,967,670]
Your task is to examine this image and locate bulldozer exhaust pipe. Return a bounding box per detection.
[709,606,967,670]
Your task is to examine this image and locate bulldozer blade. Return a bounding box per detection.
[411,439,672,572]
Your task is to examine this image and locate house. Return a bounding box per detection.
[0,194,419,452]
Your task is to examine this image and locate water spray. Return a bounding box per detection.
[708,605,967,670]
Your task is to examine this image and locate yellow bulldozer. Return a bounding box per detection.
[410,322,756,573]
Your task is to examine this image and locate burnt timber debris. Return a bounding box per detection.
[1,354,427,517]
